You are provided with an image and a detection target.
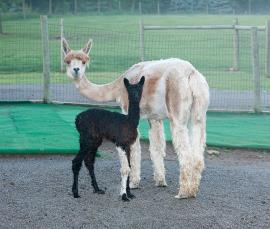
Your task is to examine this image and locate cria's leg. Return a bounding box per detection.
[116,146,132,202]
[126,150,135,199]
[129,132,141,189]
[126,176,135,199]
[72,133,90,198]
[72,153,83,198]
[84,139,105,194]
[148,119,167,187]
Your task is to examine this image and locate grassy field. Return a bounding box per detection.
[0,14,270,91]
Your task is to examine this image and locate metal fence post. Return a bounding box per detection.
[40,15,51,104]
[139,19,144,62]
[233,18,239,71]
[265,20,270,78]
[60,18,65,72]
[251,26,261,113]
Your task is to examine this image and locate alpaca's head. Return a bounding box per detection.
[124,76,145,104]
[62,38,92,80]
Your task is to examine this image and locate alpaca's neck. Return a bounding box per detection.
[74,74,123,102]
[127,101,140,128]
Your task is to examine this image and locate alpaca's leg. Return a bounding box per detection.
[129,132,141,189]
[72,134,90,198]
[116,146,131,201]
[166,73,193,199]
[170,118,194,199]
[84,140,105,194]
[188,104,208,197]
[148,119,167,187]
[188,72,209,197]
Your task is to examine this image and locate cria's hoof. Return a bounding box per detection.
[127,193,136,199]
[121,194,130,202]
[73,193,81,198]
[94,189,105,194]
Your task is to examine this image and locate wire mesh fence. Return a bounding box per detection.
[48,22,140,104]
[143,29,254,111]
[0,22,43,102]
[0,19,269,112]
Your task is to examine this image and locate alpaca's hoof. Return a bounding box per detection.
[129,182,139,189]
[127,192,136,199]
[73,193,81,198]
[94,189,105,194]
[155,180,167,187]
[174,193,196,199]
[121,194,130,202]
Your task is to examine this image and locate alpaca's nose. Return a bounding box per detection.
[73,68,80,74]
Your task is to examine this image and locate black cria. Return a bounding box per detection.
[72,76,145,201]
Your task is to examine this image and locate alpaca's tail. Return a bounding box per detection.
[189,69,209,153]
[75,114,83,132]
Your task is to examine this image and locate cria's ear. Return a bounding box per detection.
[82,39,93,55]
[139,76,145,86]
[124,78,130,88]
[62,38,71,56]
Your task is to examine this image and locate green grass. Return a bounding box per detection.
[1,14,270,91]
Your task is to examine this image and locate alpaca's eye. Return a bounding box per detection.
[66,60,70,65]
[82,61,86,65]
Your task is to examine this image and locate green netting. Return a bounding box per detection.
[0,103,270,154]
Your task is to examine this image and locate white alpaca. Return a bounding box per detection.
[62,38,209,198]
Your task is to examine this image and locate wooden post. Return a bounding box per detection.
[139,1,142,15]
[97,0,101,14]
[60,18,64,72]
[49,0,52,15]
[22,0,26,19]
[233,18,239,71]
[74,0,77,15]
[265,20,270,78]
[139,19,144,61]
[251,27,261,113]
[118,0,121,11]
[40,16,51,104]
[0,13,3,34]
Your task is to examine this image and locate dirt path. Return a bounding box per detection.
[0,142,270,229]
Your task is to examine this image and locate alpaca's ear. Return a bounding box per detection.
[62,38,71,56]
[139,76,145,86]
[82,39,93,55]
[124,78,130,88]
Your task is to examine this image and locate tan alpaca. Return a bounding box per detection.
[62,38,210,199]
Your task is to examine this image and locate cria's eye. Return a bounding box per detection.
[82,61,86,65]
[65,60,70,65]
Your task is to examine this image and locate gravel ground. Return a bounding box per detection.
[1,141,270,229]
